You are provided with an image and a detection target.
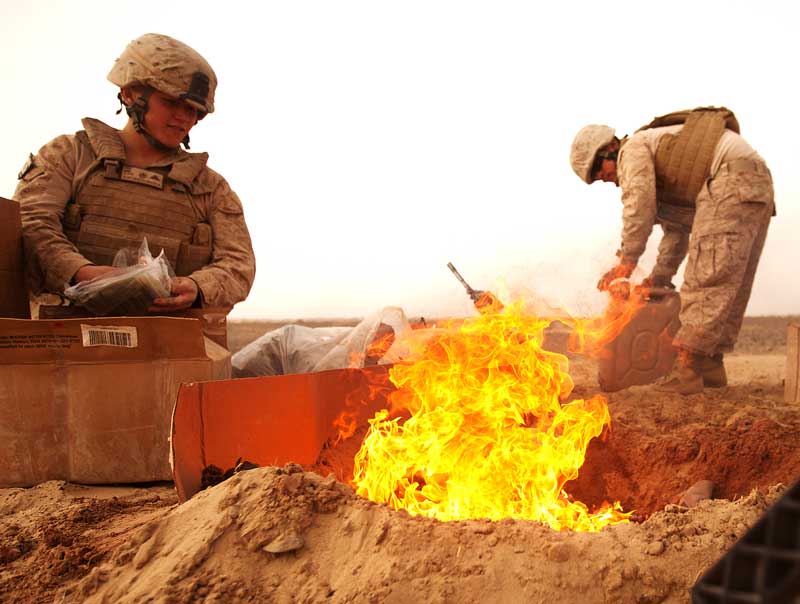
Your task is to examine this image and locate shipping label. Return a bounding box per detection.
[80,325,139,348]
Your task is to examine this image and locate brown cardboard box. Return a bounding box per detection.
[38,305,230,350]
[786,323,800,404]
[0,316,230,487]
[170,365,393,501]
[0,197,30,318]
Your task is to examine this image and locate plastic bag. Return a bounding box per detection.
[231,307,413,378]
[63,238,173,316]
[313,307,411,371]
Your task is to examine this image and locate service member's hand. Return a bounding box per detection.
[597,262,635,291]
[148,276,199,313]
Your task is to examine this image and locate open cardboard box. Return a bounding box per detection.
[0,197,31,319]
[0,316,231,487]
[37,304,231,350]
[171,364,394,501]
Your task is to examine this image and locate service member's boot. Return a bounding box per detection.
[655,351,704,395]
[696,353,727,388]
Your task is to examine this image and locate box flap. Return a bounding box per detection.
[0,317,207,363]
[0,197,30,319]
[171,364,394,501]
[0,198,25,271]
[0,277,30,319]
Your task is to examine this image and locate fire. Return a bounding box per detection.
[352,301,631,531]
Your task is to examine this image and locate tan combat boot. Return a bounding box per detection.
[696,353,727,388]
[655,351,704,395]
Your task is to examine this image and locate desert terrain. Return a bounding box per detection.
[1,315,798,604]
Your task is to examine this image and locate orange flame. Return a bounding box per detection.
[568,279,650,359]
[352,301,630,531]
[331,366,396,443]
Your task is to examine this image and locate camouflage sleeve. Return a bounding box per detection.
[13,135,93,293]
[617,137,657,265]
[653,204,693,279]
[653,223,690,279]
[189,177,256,308]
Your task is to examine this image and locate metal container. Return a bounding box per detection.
[597,287,681,392]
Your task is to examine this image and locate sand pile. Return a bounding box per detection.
[67,464,778,604]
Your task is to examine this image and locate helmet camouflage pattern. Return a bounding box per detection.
[570,124,616,184]
[108,33,217,115]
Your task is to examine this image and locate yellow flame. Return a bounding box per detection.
[568,280,650,358]
[352,301,630,531]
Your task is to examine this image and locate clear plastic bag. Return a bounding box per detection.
[63,238,173,316]
[231,307,413,378]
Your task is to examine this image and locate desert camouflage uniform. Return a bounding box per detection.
[14,118,255,310]
[617,125,774,356]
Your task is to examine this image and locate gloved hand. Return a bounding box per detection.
[640,274,675,289]
[597,262,635,291]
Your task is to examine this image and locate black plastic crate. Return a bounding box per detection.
[692,480,800,603]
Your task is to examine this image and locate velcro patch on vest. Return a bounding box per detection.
[120,166,165,189]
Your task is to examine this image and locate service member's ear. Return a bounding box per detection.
[119,87,134,107]
[119,85,146,106]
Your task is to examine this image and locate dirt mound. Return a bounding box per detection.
[0,483,175,604]
[567,354,800,517]
[63,464,776,604]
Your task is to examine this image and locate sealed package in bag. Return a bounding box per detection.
[63,239,172,316]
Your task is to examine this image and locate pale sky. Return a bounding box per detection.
[2,1,798,320]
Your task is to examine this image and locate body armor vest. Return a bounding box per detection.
[637,107,739,207]
[63,119,213,275]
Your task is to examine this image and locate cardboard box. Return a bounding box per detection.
[0,316,231,487]
[171,365,393,501]
[38,305,230,350]
[0,197,30,318]
[786,323,800,404]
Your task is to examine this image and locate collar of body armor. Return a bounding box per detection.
[80,117,209,184]
[81,118,127,160]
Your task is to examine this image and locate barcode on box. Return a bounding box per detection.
[80,325,138,348]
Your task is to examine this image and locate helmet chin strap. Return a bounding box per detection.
[118,90,191,151]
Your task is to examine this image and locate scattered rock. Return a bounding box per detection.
[264,531,304,554]
[546,542,574,562]
[678,480,714,508]
[281,473,304,495]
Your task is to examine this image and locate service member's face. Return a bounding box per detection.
[591,141,620,186]
[144,91,200,148]
[593,158,618,185]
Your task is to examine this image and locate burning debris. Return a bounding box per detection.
[201,458,260,490]
[352,301,628,530]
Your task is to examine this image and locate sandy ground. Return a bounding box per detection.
[1,316,798,604]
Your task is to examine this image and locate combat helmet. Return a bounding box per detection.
[570,125,616,184]
[108,33,217,116]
